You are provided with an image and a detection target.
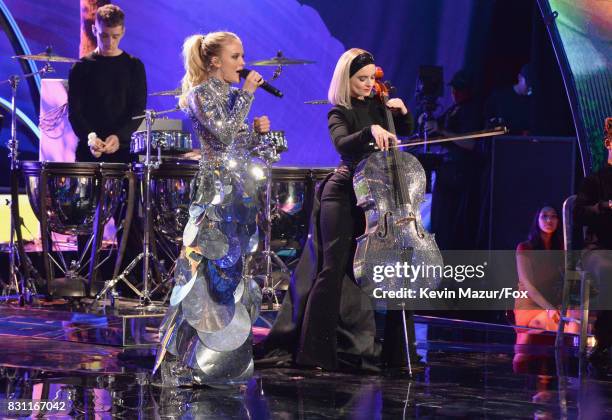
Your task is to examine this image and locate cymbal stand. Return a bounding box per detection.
[93,107,177,308]
[0,63,53,304]
[271,51,284,81]
[253,142,288,309]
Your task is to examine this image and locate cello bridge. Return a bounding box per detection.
[395,216,416,226]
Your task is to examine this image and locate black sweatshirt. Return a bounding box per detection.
[328,97,414,169]
[575,163,612,250]
[68,51,147,162]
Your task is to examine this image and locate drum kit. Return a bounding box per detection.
[3,48,322,309]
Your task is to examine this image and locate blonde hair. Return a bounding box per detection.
[178,31,241,109]
[327,48,371,109]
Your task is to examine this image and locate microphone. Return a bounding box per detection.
[238,69,283,98]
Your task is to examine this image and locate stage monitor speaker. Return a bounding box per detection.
[488,136,576,250]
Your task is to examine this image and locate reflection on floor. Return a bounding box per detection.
[0,315,610,419]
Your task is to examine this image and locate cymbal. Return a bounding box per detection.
[13,52,79,63]
[150,88,181,97]
[304,100,329,105]
[249,55,315,66]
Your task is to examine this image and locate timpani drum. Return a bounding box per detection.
[265,167,332,248]
[21,161,127,235]
[132,160,199,245]
[133,163,333,253]
[21,161,130,296]
[133,163,334,292]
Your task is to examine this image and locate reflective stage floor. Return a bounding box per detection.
[1,314,611,419]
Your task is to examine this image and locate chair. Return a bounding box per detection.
[555,195,591,356]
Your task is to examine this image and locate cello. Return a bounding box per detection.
[352,67,443,374]
[353,67,443,294]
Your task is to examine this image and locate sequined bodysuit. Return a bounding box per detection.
[156,77,263,386]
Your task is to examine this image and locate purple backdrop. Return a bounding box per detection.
[1,0,476,167]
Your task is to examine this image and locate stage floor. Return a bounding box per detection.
[0,316,610,419]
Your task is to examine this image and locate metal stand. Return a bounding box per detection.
[93,108,177,308]
[1,64,52,304]
[259,163,290,309]
[6,76,21,300]
[400,303,413,377]
[251,141,288,309]
[417,109,436,154]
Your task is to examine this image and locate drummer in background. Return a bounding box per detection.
[68,4,147,163]
[67,4,145,294]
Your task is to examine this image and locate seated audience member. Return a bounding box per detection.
[514,206,567,331]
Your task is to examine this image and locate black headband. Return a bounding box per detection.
[349,52,375,77]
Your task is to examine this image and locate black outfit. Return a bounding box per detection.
[430,99,484,250]
[574,163,612,348]
[263,97,415,371]
[68,51,147,163]
[68,51,147,292]
[484,86,531,134]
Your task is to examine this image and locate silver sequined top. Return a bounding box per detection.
[186,77,260,166]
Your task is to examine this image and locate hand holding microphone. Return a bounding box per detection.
[240,69,264,94]
[238,68,283,98]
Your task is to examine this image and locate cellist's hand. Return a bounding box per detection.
[386,98,408,115]
[371,124,397,151]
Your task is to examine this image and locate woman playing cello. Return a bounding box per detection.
[261,48,418,371]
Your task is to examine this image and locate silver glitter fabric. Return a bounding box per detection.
[157,77,263,386]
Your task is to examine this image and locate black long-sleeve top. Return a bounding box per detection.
[436,99,484,160]
[574,163,612,250]
[328,97,414,169]
[68,51,147,162]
